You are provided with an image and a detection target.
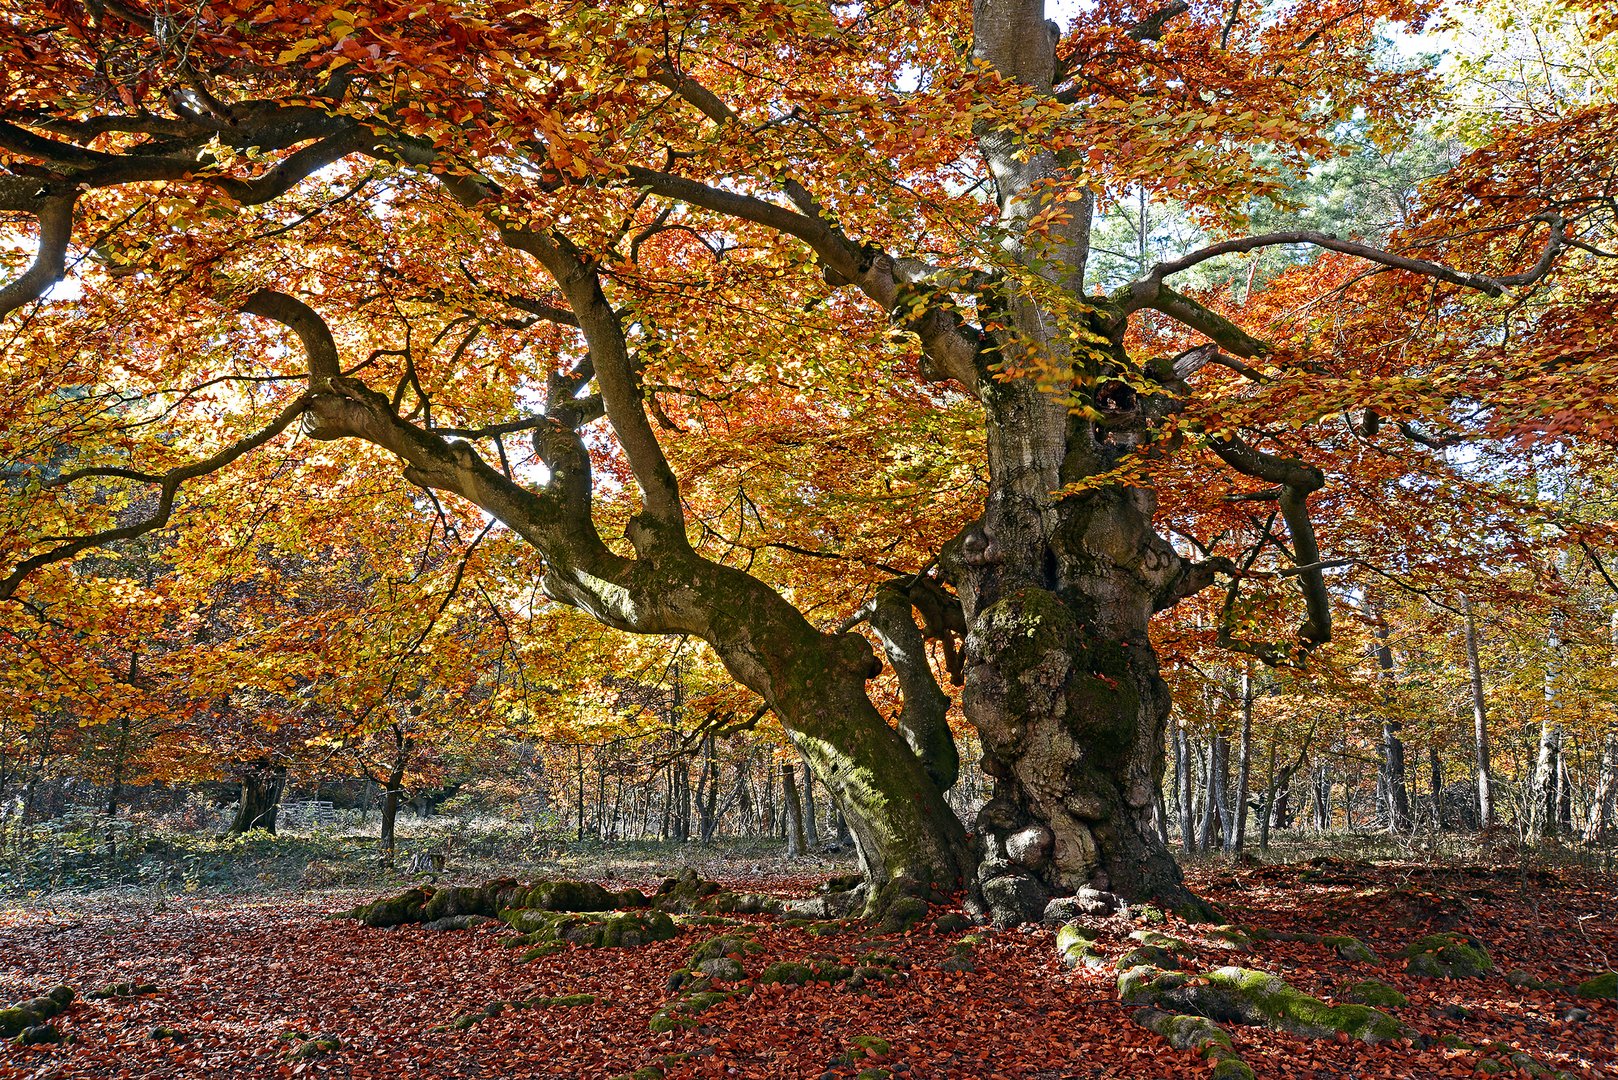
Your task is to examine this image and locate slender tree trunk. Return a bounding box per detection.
[761,759,776,838]
[734,756,753,838]
[595,767,606,840]
[1428,744,1444,830]
[1176,725,1194,854]
[1197,740,1217,852]
[104,714,132,818]
[1529,625,1563,841]
[574,745,587,842]
[1212,731,1231,847]
[1372,617,1411,833]
[781,761,807,858]
[1229,667,1253,854]
[377,737,412,859]
[1586,733,1618,844]
[799,753,818,849]
[1258,743,1279,853]
[104,651,139,818]
[1556,747,1573,833]
[1463,596,1494,831]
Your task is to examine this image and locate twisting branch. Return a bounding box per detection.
[0,192,77,319]
[1128,1,1191,41]
[1118,217,1571,311]
[0,394,311,602]
[1208,436,1332,648]
[241,289,341,383]
[621,70,986,393]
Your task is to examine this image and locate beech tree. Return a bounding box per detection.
[2,0,1613,922]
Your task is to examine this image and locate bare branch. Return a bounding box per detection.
[0,394,311,602]
[1123,218,1570,304]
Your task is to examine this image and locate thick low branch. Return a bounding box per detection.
[1128,1,1191,41]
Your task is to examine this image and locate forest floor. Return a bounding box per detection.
[1,843,1615,1079]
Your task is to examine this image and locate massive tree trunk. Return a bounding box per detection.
[952,488,1207,919]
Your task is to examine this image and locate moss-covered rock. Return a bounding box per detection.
[1322,935,1379,964]
[648,870,783,917]
[19,996,63,1021]
[520,941,567,962]
[758,958,854,986]
[689,934,762,965]
[648,989,746,1033]
[846,952,907,993]
[503,908,678,953]
[347,887,432,928]
[941,943,977,974]
[1207,926,1254,952]
[421,881,503,922]
[1401,933,1493,979]
[149,1026,187,1041]
[86,982,157,1000]
[696,957,745,982]
[1504,970,1558,991]
[517,879,622,913]
[571,911,680,948]
[539,993,598,1007]
[426,913,498,932]
[0,1008,43,1039]
[1115,944,1181,973]
[1133,1006,1252,1079]
[287,1034,341,1059]
[14,1024,61,1046]
[1057,921,1104,970]
[1125,965,1408,1044]
[46,985,74,1009]
[1133,1007,1233,1053]
[651,869,724,913]
[1208,1058,1257,1080]
[1339,979,1408,1008]
[1576,971,1617,999]
[933,912,972,934]
[1118,965,1190,1003]
[804,919,857,938]
[1129,929,1189,951]
[608,1068,668,1080]
[851,1035,891,1056]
